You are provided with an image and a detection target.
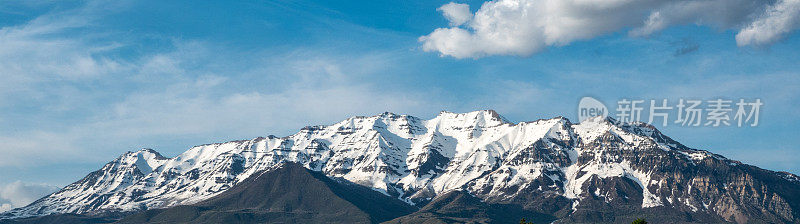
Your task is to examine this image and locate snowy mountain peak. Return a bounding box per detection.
[115,148,169,174]
[436,109,510,126]
[579,115,614,124]
[4,110,799,224]
[133,148,167,160]
[137,149,168,173]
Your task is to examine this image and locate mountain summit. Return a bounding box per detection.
[2,110,799,223]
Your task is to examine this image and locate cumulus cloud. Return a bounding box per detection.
[0,181,59,212]
[438,3,472,26]
[421,0,800,58]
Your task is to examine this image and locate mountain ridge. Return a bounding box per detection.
[2,110,799,223]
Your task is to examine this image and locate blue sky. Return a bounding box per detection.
[1,0,799,210]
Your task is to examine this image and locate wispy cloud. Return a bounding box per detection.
[0,3,442,167]
[0,44,441,167]
[737,0,800,46]
[0,181,59,212]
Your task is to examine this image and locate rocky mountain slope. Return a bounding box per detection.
[2,110,799,223]
[117,162,416,224]
[386,190,546,224]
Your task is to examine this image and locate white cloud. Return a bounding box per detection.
[0,41,443,167]
[0,9,443,167]
[438,2,472,26]
[736,0,800,46]
[629,11,667,37]
[0,4,129,110]
[0,181,59,212]
[90,53,435,141]
[421,0,800,58]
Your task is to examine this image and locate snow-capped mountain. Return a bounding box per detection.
[2,110,799,223]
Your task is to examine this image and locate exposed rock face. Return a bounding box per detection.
[2,111,798,223]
